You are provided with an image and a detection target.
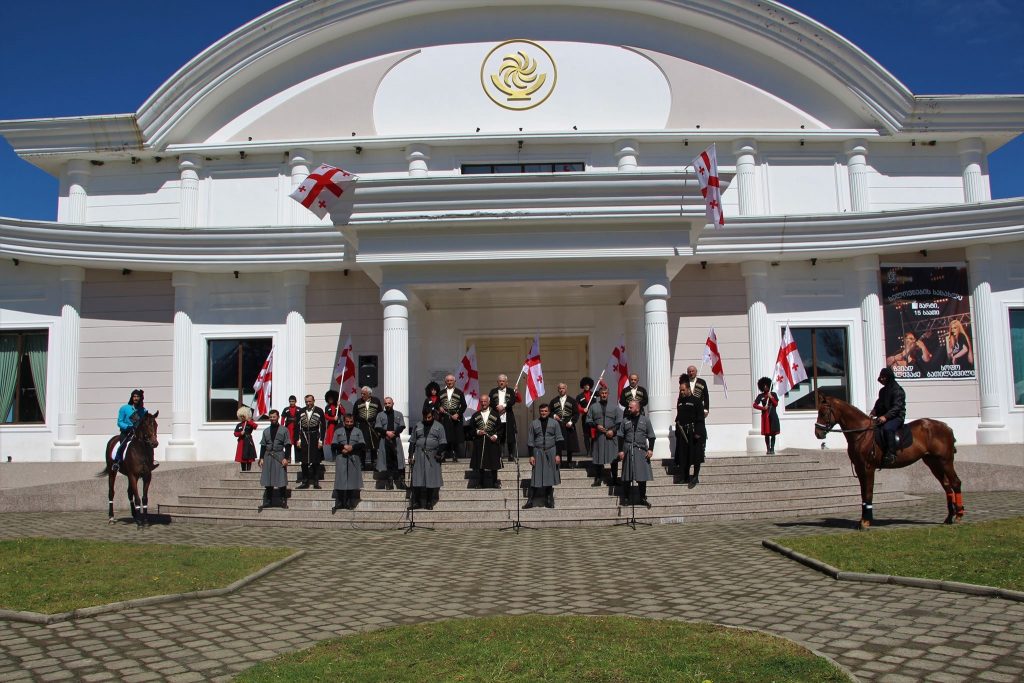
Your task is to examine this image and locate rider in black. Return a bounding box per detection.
[870,367,906,467]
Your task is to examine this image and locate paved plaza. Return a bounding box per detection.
[0,492,1022,682]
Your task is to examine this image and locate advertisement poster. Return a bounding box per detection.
[880,265,975,380]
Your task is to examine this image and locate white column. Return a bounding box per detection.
[406,144,430,177]
[288,148,313,224]
[966,245,1009,443]
[742,261,774,453]
[614,139,639,172]
[50,266,85,462]
[282,271,309,406]
[178,154,202,228]
[166,272,199,460]
[732,139,758,216]
[381,287,410,422]
[854,254,885,407]
[641,278,671,456]
[844,139,870,212]
[958,138,990,203]
[625,302,645,383]
[66,159,90,224]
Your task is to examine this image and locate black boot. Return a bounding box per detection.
[385,474,395,491]
[611,461,621,485]
[259,487,271,512]
[396,471,407,490]
[881,431,897,467]
[408,487,421,510]
[592,466,603,486]
[523,487,536,509]
[278,487,289,509]
[688,464,700,488]
[639,482,651,509]
[545,487,555,509]
[332,491,344,513]
[422,489,433,510]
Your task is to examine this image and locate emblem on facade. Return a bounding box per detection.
[481,39,557,110]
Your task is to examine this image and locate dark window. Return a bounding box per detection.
[207,338,273,421]
[785,327,850,411]
[461,162,584,174]
[1011,308,1024,406]
[1,330,47,424]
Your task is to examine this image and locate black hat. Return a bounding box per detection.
[425,381,441,397]
[324,389,339,403]
[580,376,594,389]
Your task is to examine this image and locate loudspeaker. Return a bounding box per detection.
[358,355,378,388]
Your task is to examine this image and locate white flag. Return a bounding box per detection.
[773,325,808,395]
[455,345,481,413]
[288,163,357,219]
[702,327,728,398]
[333,335,358,403]
[520,336,545,407]
[692,144,725,227]
[602,338,630,397]
[253,347,274,418]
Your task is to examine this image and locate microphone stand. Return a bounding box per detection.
[614,412,652,530]
[499,400,537,534]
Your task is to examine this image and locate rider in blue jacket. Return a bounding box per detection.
[114,389,153,471]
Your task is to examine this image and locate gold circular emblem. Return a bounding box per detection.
[481,39,557,111]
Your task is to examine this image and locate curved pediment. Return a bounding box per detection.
[140,0,915,148]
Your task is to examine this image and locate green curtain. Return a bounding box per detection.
[1011,310,1024,406]
[24,333,47,415]
[0,335,18,423]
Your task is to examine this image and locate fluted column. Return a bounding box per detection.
[282,271,309,406]
[958,138,990,203]
[50,266,85,461]
[288,148,313,224]
[625,302,645,384]
[854,254,885,407]
[966,245,1009,443]
[381,287,410,423]
[166,272,199,460]
[641,278,671,456]
[65,159,90,223]
[742,261,773,453]
[845,139,870,212]
[406,144,430,177]
[732,139,758,216]
[615,139,639,172]
[178,154,202,228]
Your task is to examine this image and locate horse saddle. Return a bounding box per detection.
[874,424,913,452]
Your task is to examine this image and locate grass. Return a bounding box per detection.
[778,517,1024,592]
[235,615,851,683]
[0,537,293,614]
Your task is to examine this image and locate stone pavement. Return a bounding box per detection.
[1,492,1022,683]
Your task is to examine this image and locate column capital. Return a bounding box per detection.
[177,154,203,172]
[843,138,869,157]
[852,253,879,272]
[614,139,639,171]
[65,159,92,178]
[732,138,757,156]
[957,137,985,160]
[381,287,410,306]
[640,279,669,300]
[740,260,769,279]
[288,148,314,168]
[406,144,431,177]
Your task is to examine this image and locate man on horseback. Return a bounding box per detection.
[114,389,158,473]
[870,367,906,467]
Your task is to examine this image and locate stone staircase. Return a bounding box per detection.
[158,452,919,529]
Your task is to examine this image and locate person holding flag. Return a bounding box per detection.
[332,335,358,409]
[752,377,780,455]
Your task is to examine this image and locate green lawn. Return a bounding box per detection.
[236,615,850,683]
[779,517,1024,591]
[0,537,293,614]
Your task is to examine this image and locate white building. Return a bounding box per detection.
[2,0,1023,463]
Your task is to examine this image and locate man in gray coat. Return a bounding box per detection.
[374,396,407,490]
[586,386,621,487]
[524,403,563,509]
[617,399,655,508]
[408,408,447,510]
[258,409,290,511]
[332,413,366,511]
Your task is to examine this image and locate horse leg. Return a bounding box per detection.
[108,471,116,524]
[127,476,139,525]
[921,456,956,523]
[856,465,875,530]
[141,475,150,526]
[944,460,964,523]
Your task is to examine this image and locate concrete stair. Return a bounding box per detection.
[159,452,919,529]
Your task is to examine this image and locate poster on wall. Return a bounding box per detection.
[880,265,975,380]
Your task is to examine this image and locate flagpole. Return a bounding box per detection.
[582,369,606,413]
[767,320,790,394]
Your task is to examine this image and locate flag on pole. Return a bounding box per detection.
[520,336,545,406]
[692,143,725,227]
[333,335,358,403]
[288,163,358,219]
[455,345,481,412]
[253,347,274,418]
[773,325,809,395]
[702,327,728,398]
[602,337,630,397]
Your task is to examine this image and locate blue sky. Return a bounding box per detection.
[0,0,1021,221]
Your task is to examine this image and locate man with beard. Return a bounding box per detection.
[618,373,649,414]
[524,403,563,509]
[618,399,656,508]
[374,396,407,490]
[674,377,706,486]
[438,374,467,463]
[684,365,710,419]
[548,383,579,468]
[408,407,447,510]
[257,409,290,510]
[489,374,520,463]
[280,395,300,480]
[353,386,383,470]
[331,413,366,511]
[586,385,621,487]
[470,395,503,488]
[295,394,325,489]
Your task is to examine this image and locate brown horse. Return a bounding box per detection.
[103,411,159,526]
[813,392,962,529]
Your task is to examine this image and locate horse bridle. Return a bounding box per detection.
[815,401,873,435]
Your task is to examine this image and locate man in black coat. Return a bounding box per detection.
[870,367,906,467]
[437,373,468,463]
[618,373,648,414]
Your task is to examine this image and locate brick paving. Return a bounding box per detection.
[1,492,1022,682]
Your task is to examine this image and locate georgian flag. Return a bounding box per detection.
[702,327,728,398]
[773,325,808,395]
[288,163,358,219]
[692,144,725,227]
[455,345,481,412]
[602,337,630,397]
[333,335,358,403]
[520,336,545,407]
[253,347,274,418]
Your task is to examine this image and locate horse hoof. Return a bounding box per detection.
[108,517,115,525]
[858,520,871,531]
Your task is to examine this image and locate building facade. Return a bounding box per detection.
[2,0,1023,462]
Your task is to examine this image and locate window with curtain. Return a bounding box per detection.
[1,330,48,424]
[207,338,273,422]
[783,327,850,411]
[1011,309,1024,407]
